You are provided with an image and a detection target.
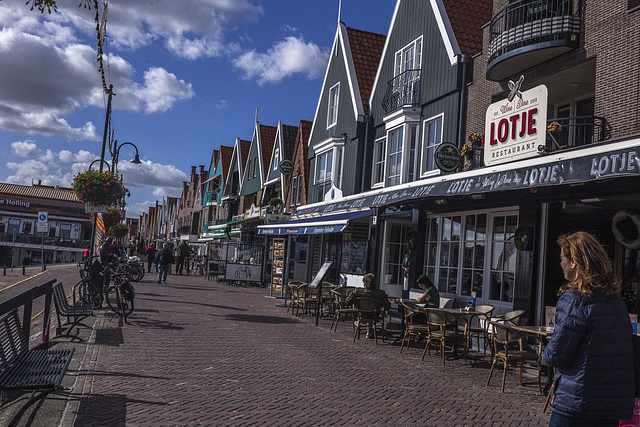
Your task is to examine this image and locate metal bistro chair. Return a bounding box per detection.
[330,286,357,332]
[286,281,306,315]
[486,321,542,393]
[353,297,385,344]
[399,301,433,353]
[423,308,468,365]
[459,304,495,359]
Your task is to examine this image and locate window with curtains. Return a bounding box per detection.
[387,127,404,186]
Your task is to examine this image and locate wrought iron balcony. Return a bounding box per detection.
[382,69,421,114]
[487,0,581,81]
[203,191,219,206]
[539,116,610,154]
[222,182,239,199]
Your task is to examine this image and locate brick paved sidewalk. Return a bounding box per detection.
[60,273,551,426]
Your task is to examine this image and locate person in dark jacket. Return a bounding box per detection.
[145,246,157,273]
[344,273,391,338]
[176,241,191,275]
[543,231,635,426]
[156,243,174,284]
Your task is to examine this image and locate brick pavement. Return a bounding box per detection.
[67,273,550,426]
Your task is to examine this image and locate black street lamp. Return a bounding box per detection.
[88,159,111,171]
[111,141,142,173]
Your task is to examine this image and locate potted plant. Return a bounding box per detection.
[547,121,562,133]
[72,170,127,207]
[468,132,484,147]
[102,206,124,231]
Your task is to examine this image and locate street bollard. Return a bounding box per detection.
[3,265,5,276]
[43,264,46,271]
[23,265,26,275]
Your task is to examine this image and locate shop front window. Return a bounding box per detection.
[438,216,461,293]
[489,214,518,302]
[461,214,487,297]
[383,222,411,288]
[7,218,20,234]
[60,223,72,239]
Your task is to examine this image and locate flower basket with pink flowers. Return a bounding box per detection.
[72,170,127,206]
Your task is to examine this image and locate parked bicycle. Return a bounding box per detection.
[105,269,135,322]
[74,257,104,308]
[186,255,203,275]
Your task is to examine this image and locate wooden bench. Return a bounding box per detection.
[0,308,74,424]
[52,282,94,338]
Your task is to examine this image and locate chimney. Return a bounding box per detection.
[191,166,196,176]
[199,165,205,176]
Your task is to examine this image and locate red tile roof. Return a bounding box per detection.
[345,26,386,115]
[259,124,277,180]
[239,139,251,175]
[218,145,234,185]
[298,120,312,187]
[442,0,492,56]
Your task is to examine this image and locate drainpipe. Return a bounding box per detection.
[457,54,472,149]
[360,114,374,193]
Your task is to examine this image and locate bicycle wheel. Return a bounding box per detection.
[106,285,133,316]
[83,284,103,308]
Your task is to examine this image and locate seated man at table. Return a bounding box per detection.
[416,274,439,308]
[344,273,391,338]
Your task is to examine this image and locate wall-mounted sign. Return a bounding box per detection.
[434,142,461,172]
[279,160,294,175]
[36,212,48,233]
[85,203,108,213]
[484,82,548,166]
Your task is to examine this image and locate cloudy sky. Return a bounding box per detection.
[0,0,393,217]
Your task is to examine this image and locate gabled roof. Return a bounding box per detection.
[295,120,313,180]
[259,124,277,180]
[345,26,386,115]
[218,145,234,184]
[239,139,251,175]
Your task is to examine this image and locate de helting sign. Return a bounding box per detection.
[484,83,548,166]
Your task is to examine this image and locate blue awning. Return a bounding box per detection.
[257,209,372,236]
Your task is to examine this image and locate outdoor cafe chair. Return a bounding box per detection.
[399,301,433,353]
[286,281,306,315]
[353,297,384,344]
[489,309,525,326]
[458,304,495,359]
[423,308,467,365]
[330,286,357,332]
[486,321,542,393]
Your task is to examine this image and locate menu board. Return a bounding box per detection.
[271,239,285,295]
[340,241,368,274]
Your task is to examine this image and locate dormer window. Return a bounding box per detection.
[327,83,340,128]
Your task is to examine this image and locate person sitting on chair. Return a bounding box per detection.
[416,274,439,308]
[344,273,391,338]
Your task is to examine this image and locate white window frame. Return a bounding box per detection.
[327,82,340,128]
[290,175,298,207]
[387,127,404,187]
[273,147,280,171]
[394,36,423,76]
[424,207,519,311]
[314,138,345,202]
[372,137,386,188]
[421,113,444,177]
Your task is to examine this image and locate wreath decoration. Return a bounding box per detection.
[612,210,640,250]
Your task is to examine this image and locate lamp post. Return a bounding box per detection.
[111,141,142,173]
[88,159,111,171]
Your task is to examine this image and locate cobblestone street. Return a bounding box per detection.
[1,267,551,426]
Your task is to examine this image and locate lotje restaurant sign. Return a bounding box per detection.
[484,79,548,167]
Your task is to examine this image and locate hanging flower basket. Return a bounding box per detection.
[547,121,562,133]
[468,133,484,147]
[109,223,128,239]
[72,170,127,206]
[102,206,124,231]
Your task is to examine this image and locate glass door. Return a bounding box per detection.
[381,221,411,298]
[486,212,519,307]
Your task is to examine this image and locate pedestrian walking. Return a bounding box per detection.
[543,231,635,426]
[176,241,191,275]
[156,242,174,284]
[145,245,157,273]
[82,247,90,262]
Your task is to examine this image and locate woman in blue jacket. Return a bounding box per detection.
[543,231,635,426]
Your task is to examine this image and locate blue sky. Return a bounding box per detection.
[0,0,395,217]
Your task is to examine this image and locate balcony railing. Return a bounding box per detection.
[203,192,219,206]
[382,69,421,114]
[0,233,90,248]
[541,116,609,154]
[222,182,239,198]
[487,0,580,80]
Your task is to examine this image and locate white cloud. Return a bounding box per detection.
[11,140,41,157]
[129,67,195,114]
[233,36,329,85]
[216,100,229,110]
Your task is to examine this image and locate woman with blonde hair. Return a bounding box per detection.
[543,231,635,426]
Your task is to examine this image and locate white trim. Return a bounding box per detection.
[327,82,340,129]
[420,113,445,177]
[339,23,365,120]
[309,27,340,145]
[383,107,422,129]
[429,0,461,66]
[369,0,402,108]
[0,211,89,223]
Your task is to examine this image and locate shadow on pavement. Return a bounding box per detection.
[224,313,302,324]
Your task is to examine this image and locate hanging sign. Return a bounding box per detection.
[484,80,548,166]
[434,142,462,172]
[279,160,294,175]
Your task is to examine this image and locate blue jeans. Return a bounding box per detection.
[157,264,169,283]
[549,411,620,427]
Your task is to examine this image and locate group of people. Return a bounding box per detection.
[341,231,636,425]
[144,241,193,284]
